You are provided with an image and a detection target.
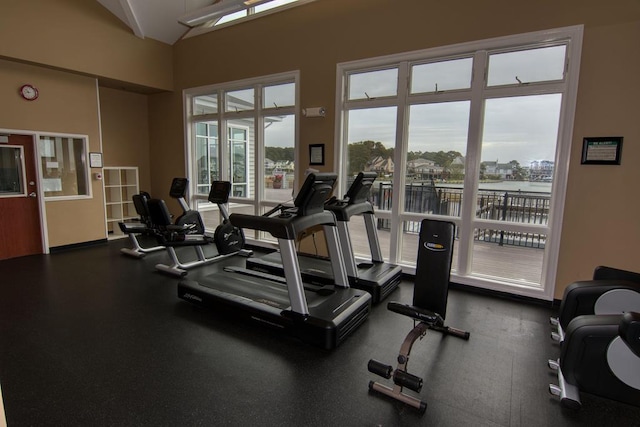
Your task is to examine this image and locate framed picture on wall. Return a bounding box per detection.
[89,152,103,168]
[309,144,325,166]
[581,137,623,165]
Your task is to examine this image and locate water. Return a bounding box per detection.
[438,180,552,193]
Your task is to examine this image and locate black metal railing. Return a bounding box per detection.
[370,181,549,249]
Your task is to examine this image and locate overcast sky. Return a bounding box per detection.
[264,45,566,166]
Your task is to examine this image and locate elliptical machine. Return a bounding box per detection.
[146,179,252,277]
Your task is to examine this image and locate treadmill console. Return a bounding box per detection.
[208,181,231,204]
[344,171,376,205]
[294,172,337,216]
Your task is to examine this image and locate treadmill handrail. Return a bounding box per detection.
[230,210,337,240]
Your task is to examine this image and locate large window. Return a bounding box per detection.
[185,72,299,242]
[336,27,583,300]
[38,135,89,198]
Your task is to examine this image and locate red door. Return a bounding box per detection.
[0,134,43,260]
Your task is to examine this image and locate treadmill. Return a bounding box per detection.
[246,172,402,303]
[178,173,372,350]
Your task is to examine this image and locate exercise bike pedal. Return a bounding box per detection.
[548,359,559,371]
[548,384,561,396]
[549,317,559,326]
[550,331,562,342]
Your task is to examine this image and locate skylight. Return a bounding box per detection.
[215,0,303,27]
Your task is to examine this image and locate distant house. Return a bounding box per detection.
[483,160,515,180]
[264,158,275,170]
[407,158,444,180]
[367,156,394,175]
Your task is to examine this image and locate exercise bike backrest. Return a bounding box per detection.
[132,191,152,227]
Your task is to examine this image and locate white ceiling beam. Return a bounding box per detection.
[119,0,145,39]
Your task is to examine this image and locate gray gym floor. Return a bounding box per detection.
[0,241,639,426]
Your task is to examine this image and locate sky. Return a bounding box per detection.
[264,44,566,166]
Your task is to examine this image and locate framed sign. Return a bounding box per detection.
[309,144,325,166]
[581,137,623,165]
[89,152,103,168]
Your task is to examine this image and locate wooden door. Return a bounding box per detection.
[0,134,43,260]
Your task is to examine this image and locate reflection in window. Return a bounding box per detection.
[348,68,398,100]
[225,88,255,112]
[195,122,219,195]
[228,125,249,197]
[39,136,88,198]
[411,57,473,94]
[487,45,566,86]
[193,94,218,115]
[0,146,25,195]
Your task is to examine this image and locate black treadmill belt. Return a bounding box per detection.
[250,251,401,283]
[193,271,326,310]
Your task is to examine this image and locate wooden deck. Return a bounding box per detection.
[199,196,544,287]
[347,218,544,285]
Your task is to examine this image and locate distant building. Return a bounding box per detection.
[264,158,276,170]
[530,160,554,181]
[407,158,444,180]
[367,156,394,175]
[449,156,466,178]
[483,160,515,180]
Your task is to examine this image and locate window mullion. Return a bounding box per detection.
[389,61,410,264]
[457,50,488,276]
[255,84,264,216]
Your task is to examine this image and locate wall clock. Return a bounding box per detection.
[20,84,39,101]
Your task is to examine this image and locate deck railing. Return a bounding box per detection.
[371,181,550,249]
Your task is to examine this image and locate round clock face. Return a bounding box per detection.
[20,84,39,101]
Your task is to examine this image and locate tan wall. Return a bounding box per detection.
[148,90,186,213]
[0,0,173,92]
[555,20,640,298]
[156,0,640,297]
[0,59,105,247]
[99,87,151,192]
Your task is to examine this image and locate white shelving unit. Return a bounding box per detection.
[104,167,139,239]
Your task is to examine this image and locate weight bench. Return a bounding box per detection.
[367,219,470,414]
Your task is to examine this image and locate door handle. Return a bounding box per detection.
[29,192,37,198]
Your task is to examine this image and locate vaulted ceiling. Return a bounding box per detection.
[96,0,216,45]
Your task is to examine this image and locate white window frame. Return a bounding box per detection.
[335,26,583,301]
[37,133,92,201]
[183,71,300,244]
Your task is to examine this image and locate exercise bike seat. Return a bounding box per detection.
[387,302,444,326]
